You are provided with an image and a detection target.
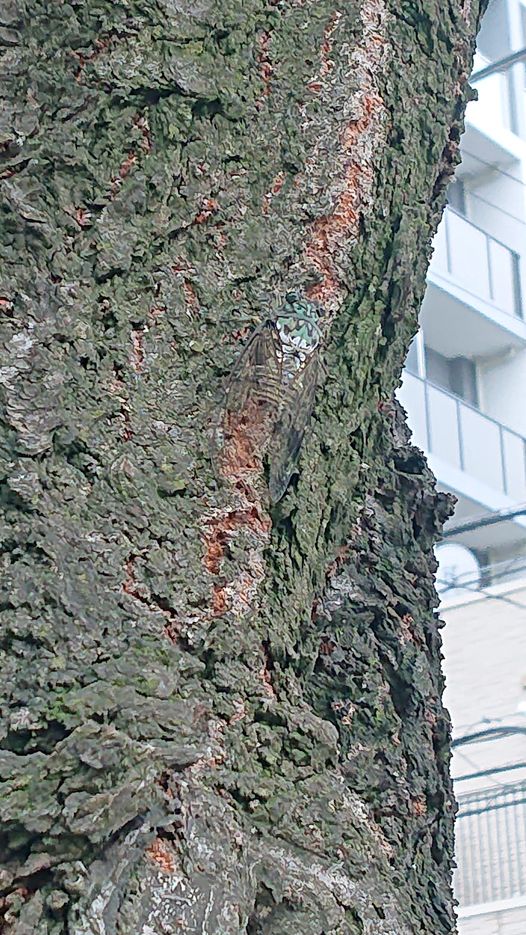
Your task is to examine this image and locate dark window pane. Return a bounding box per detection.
[448,179,466,215]
[405,337,419,375]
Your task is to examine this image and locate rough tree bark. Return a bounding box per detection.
[0,0,486,932]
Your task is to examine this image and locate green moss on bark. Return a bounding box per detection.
[0,0,486,931]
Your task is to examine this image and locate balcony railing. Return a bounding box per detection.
[469,52,513,134]
[431,207,522,319]
[469,49,526,140]
[455,779,526,907]
[399,373,526,499]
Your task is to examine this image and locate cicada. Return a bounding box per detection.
[217,295,322,502]
[267,349,319,502]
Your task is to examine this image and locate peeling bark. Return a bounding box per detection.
[0,0,485,932]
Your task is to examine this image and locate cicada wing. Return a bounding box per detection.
[223,320,283,421]
[213,321,283,479]
[268,352,319,503]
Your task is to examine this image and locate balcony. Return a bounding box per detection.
[399,372,526,547]
[434,208,521,317]
[400,373,526,499]
[420,208,526,359]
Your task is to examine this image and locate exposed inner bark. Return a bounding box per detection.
[0,0,484,931]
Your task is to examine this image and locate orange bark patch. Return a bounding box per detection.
[118,151,138,180]
[194,197,219,225]
[130,327,145,372]
[262,171,285,215]
[212,584,228,616]
[172,262,200,313]
[135,113,152,153]
[75,206,92,227]
[146,837,177,873]
[305,94,384,306]
[182,279,199,313]
[300,0,388,312]
[256,31,273,106]
[411,796,427,818]
[320,11,342,76]
[218,393,277,485]
[398,612,424,647]
[122,555,181,641]
[229,699,247,723]
[203,507,270,575]
[219,419,262,477]
[122,557,147,601]
[318,636,336,656]
[202,502,271,620]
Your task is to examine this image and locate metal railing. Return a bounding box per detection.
[431,207,522,318]
[399,373,526,499]
[455,779,526,907]
[470,48,526,138]
[471,48,526,82]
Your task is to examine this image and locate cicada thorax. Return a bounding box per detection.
[276,296,323,371]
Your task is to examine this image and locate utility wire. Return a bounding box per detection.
[453,747,514,788]
[453,553,526,583]
[440,559,526,593]
[452,725,526,747]
[443,504,526,537]
[441,579,526,611]
[453,710,526,735]
[453,759,526,784]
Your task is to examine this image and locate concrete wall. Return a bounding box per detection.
[442,581,526,735]
[459,902,526,935]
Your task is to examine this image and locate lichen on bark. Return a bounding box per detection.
[0,0,485,931]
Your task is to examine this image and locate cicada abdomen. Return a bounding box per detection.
[268,349,320,503]
[216,321,283,481]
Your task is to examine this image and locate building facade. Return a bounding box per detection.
[399,0,526,930]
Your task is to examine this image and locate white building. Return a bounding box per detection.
[399,0,526,930]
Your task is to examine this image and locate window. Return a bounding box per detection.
[405,337,420,376]
[447,179,466,215]
[425,347,478,406]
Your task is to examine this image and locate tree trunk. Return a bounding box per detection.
[0,1,485,932]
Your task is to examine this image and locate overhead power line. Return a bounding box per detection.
[443,504,526,537]
[454,759,526,784]
[439,557,526,594]
[452,725,526,748]
[442,580,526,610]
